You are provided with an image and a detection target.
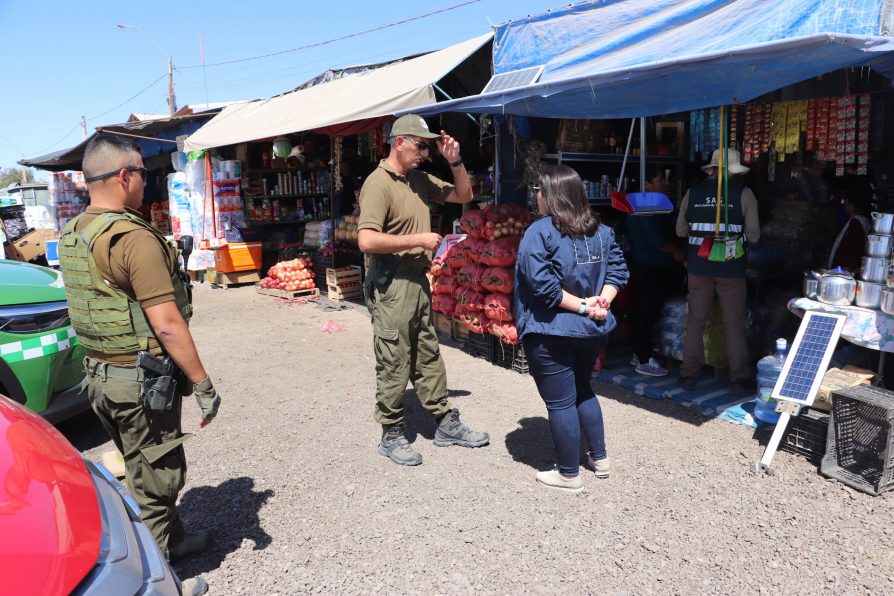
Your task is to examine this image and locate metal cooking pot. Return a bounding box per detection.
[860,256,888,283]
[802,271,820,300]
[882,288,894,314]
[866,234,894,258]
[817,270,857,306]
[871,212,894,235]
[856,280,884,309]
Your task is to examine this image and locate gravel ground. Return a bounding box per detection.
[62,283,894,595]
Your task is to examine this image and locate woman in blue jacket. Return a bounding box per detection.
[515,165,629,492]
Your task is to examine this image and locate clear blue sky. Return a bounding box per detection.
[0,0,567,177]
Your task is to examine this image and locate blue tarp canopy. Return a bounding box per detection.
[407,0,894,119]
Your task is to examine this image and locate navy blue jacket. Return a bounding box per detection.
[514,216,629,340]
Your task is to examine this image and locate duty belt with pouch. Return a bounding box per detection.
[366,254,400,295]
[137,351,180,412]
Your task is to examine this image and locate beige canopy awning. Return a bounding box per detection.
[184,33,492,151]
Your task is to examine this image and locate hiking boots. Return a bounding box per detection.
[433,409,490,448]
[169,529,211,562]
[535,468,583,493]
[378,424,423,466]
[180,576,209,596]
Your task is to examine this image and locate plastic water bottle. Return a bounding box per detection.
[755,338,787,424]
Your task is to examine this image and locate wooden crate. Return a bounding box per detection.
[211,270,260,288]
[326,265,362,286]
[433,312,452,339]
[256,286,320,299]
[327,284,362,301]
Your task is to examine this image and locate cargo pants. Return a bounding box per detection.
[83,357,190,554]
[365,261,451,426]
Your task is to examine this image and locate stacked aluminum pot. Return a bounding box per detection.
[862,212,894,311]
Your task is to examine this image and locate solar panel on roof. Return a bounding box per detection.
[772,312,846,406]
[482,66,545,94]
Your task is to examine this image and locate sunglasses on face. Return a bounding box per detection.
[85,165,148,183]
[400,137,431,151]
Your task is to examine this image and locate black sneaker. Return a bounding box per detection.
[730,378,757,397]
[678,376,697,391]
[378,424,423,466]
[433,409,490,448]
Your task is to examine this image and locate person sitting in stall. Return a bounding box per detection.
[828,177,872,272]
[675,148,760,396]
[626,165,684,376]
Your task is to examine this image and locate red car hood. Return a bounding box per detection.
[0,396,101,594]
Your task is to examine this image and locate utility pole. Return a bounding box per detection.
[167,58,176,116]
[80,116,88,139]
[117,24,176,117]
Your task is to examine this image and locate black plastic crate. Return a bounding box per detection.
[781,408,829,465]
[821,385,894,496]
[466,331,494,360]
[492,339,528,374]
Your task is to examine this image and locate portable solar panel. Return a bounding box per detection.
[481,66,545,94]
[772,312,846,407]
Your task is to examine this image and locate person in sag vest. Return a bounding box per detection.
[675,148,760,396]
[59,135,219,595]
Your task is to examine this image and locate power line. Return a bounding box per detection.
[87,73,168,121]
[180,0,482,69]
[29,122,83,157]
[26,73,170,158]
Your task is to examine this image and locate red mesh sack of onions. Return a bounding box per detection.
[431,274,456,295]
[483,293,513,322]
[480,236,522,267]
[432,293,456,315]
[457,312,484,334]
[480,267,514,294]
[490,320,519,345]
[456,263,484,287]
[459,210,486,239]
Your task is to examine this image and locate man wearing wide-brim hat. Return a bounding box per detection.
[675,148,760,396]
[357,114,490,466]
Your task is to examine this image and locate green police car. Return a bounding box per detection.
[0,259,88,423]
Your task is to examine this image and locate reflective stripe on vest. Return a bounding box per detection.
[689,222,743,233]
[59,211,191,356]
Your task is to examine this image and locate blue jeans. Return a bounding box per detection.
[523,333,607,477]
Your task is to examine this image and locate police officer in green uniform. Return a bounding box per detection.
[675,148,760,396]
[59,135,218,594]
[358,114,489,466]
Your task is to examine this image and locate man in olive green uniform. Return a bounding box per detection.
[59,135,219,593]
[358,114,489,466]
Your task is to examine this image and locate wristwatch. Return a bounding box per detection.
[577,301,588,316]
[449,158,463,168]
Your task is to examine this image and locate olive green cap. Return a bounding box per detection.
[390,114,441,140]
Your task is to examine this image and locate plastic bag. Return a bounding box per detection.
[319,320,346,333]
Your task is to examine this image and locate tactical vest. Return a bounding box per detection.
[59,211,192,356]
[685,178,746,278]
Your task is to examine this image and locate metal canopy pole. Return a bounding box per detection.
[618,119,636,189]
[639,117,646,193]
[494,119,501,205]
